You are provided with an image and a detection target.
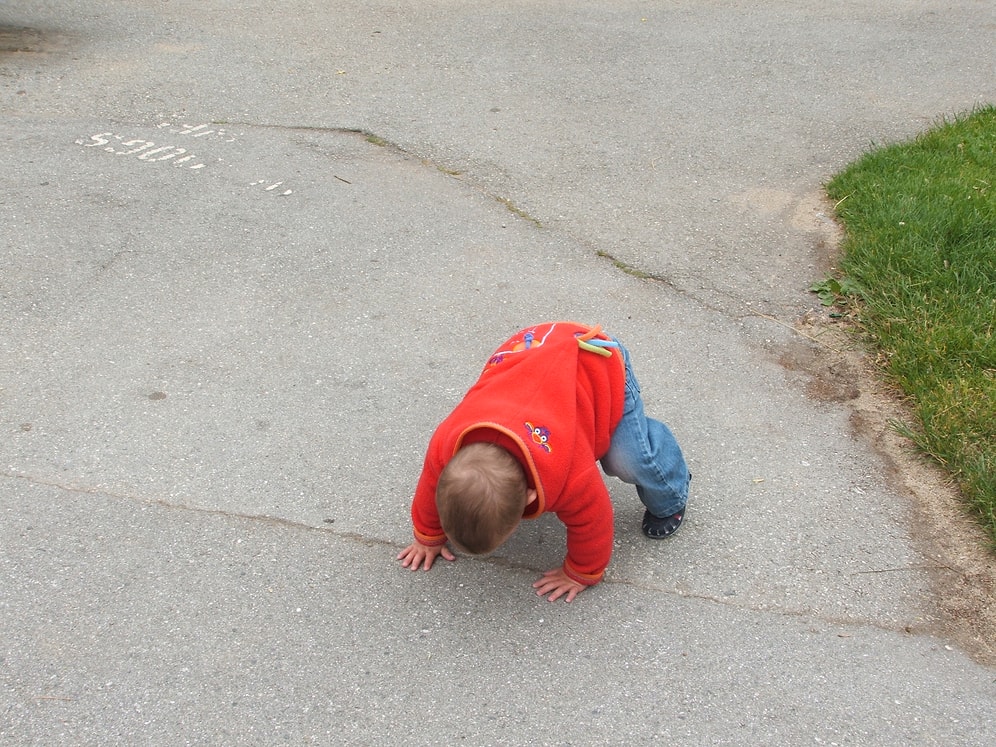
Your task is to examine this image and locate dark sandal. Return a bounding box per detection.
[642,508,684,539]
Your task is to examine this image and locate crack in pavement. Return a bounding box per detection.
[2,468,925,638]
[226,119,801,328]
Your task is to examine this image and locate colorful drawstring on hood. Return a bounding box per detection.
[576,324,620,357]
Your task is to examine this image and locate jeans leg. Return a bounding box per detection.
[600,343,690,518]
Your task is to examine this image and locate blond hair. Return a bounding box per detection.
[436,442,527,554]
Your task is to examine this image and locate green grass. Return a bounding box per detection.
[823,105,996,546]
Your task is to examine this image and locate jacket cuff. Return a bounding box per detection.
[563,559,604,586]
[414,529,448,547]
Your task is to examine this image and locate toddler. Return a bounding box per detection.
[398,322,690,602]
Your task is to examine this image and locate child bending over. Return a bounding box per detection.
[398,322,691,602]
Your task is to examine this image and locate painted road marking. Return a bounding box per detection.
[76,123,295,195]
[76,132,207,169]
[250,179,293,196]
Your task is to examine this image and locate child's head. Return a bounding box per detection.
[436,442,528,554]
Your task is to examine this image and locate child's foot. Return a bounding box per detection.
[642,508,684,539]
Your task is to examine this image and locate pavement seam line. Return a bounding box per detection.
[0,469,387,547]
[3,468,922,637]
[217,122,540,230]
[221,119,805,323]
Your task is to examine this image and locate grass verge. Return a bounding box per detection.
[822,105,996,546]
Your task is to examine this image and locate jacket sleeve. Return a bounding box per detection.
[555,465,614,585]
[411,443,449,547]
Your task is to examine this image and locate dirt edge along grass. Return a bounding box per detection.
[823,105,996,546]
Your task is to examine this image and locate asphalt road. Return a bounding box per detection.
[2,1,995,744]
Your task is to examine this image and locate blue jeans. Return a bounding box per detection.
[600,341,690,518]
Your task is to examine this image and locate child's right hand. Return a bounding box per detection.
[397,540,456,571]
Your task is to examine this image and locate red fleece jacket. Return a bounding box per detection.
[410,322,626,585]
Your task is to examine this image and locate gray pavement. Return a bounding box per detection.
[2,1,995,744]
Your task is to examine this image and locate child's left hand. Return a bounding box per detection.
[533,567,585,603]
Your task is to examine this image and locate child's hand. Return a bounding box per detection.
[533,567,585,603]
[397,540,456,571]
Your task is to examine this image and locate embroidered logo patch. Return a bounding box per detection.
[525,422,552,453]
